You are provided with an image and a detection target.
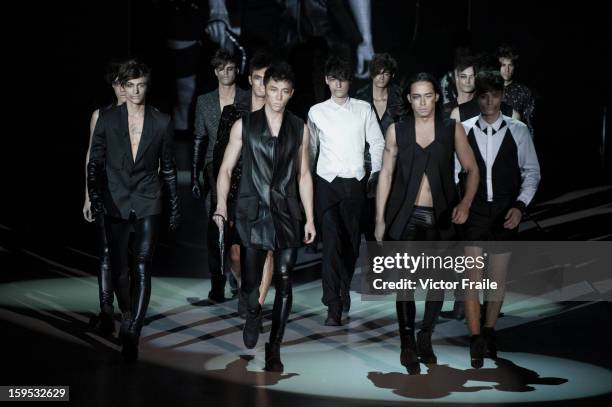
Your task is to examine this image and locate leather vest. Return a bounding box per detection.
[235,107,304,250]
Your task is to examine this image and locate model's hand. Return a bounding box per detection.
[191,177,202,199]
[205,19,229,49]
[451,201,471,224]
[504,207,522,229]
[212,207,227,231]
[374,219,385,242]
[355,41,374,79]
[83,198,93,222]
[303,221,316,244]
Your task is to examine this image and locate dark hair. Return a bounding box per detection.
[249,50,273,74]
[405,72,441,97]
[104,59,124,85]
[474,70,505,97]
[453,47,475,73]
[325,55,353,82]
[496,44,520,63]
[117,59,151,86]
[263,61,295,87]
[211,49,238,70]
[370,53,398,79]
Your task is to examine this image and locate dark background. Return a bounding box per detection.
[3,0,611,247]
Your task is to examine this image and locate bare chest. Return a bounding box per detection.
[128,115,144,161]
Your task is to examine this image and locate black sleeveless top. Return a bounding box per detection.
[235,107,304,250]
[385,115,459,240]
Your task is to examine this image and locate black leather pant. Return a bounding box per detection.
[396,206,444,335]
[95,216,113,312]
[106,214,160,334]
[241,247,296,344]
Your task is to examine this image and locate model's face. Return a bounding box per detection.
[373,70,392,89]
[325,76,350,99]
[407,81,438,118]
[265,79,294,112]
[249,67,267,98]
[123,77,148,105]
[455,66,476,93]
[499,57,515,82]
[112,80,127,104]
[477,90,503,117]
[214,62,237,86]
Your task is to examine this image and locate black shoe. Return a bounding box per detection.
[324,306,341,326]
[264,342,284,372]
[416,330,437,364]
[400,333,420,374]
[121,327,139,363]
[243,305,263,349]
[470,334,486,369]
[482,327,497,359]
[440,301,465,320]
[208,275,226,303]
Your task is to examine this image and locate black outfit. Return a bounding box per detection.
[384,115,460,366]
[355,82,408,240]
[193,90,249,299]
[234,107,304,351]
[88,104,180,341]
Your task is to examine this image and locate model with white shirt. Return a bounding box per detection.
[308,56,384,326]
[459,71,540,369]
[375,72,479,374]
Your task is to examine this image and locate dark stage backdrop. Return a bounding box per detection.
[3,0,611,247]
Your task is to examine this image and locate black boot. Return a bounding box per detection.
[400,332,420,374]
[238,291,247,319]
[208,274,226,303]
[243,304,263,349]
[482,327,497,359]
[264,342,284,372]
[416,330,437,364]
[89,305,115,337]
[470,334,486,368]
[121,325,139,363]
[118,312,131,344]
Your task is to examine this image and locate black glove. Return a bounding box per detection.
[87,160,105,218]
[191,132,207,199]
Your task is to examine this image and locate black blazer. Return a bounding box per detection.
[88,104,178,220]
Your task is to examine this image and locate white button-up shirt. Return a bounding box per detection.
[307,97,384,182]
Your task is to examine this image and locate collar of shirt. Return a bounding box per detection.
[326,97,353,111]
[476,113,506,135]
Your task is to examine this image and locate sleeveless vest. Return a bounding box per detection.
[385,115,459,240]
[235,107,305,250]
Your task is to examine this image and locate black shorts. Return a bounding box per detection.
[459,199,518,253]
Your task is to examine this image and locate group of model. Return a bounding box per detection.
[83,45,540,373]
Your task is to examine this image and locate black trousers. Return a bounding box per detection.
[95,216,113,312]
[316,176,365,309]
[241,247,297,344]
[106,213,160,332]
[396,207,444,335]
